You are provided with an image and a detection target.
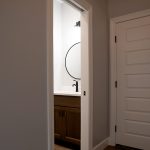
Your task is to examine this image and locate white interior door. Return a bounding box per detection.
[116,15,150,150]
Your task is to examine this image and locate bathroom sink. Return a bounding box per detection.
[54,91,81,96]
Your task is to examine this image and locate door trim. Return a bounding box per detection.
[109,9,150,146]
[47,0,93,150]
[46,0,54,149]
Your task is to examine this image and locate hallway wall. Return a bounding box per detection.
[83,0,109,147]
[0,0,48,149]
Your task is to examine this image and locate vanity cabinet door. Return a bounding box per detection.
[54,95,81,146]
[54,107,65,139]
[64,107,81,145]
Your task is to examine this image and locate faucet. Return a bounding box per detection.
[72,80,79,92]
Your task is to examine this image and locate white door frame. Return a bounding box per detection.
[109,9,150,146]
[47,0,93,150]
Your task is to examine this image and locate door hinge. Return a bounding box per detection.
[115,36,117,43]
[115,81,118,88]
[115,125,117,132]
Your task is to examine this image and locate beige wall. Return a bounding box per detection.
[108,0,150,18]
[0,0,48,149]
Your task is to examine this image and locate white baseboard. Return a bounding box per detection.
[108,136,116,146]
[93,138,109,150]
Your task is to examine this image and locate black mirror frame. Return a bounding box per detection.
[65,42,81,80]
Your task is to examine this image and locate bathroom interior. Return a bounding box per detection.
[53,0,81,149]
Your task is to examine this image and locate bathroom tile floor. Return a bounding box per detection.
[55,144,72,150]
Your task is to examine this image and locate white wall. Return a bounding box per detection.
[53,0,63,91]
[61,2,81,92]
[54,0,81,93]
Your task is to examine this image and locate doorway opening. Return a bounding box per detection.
[53,0,81,149]
[48,0,93,149]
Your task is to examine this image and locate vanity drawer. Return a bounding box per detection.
[54,95,80,108]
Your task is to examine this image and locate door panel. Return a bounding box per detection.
[116,15,150,150]
[127,89,150,98]
[126,98,150,112]
[54,107,65,139]
[65,108,80,145]
[126,120,150,136]
[125,111,150,123]
[127,75,150,88]
[126,24,150,41]
[126,50,150,65]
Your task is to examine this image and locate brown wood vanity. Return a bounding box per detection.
[54,95,81,146]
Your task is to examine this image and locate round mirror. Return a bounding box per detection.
[65,42,81,80]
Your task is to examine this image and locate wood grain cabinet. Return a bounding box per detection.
[54,95,81,145]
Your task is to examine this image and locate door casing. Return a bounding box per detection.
[47,0,93,150]
[109,9,150,146]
